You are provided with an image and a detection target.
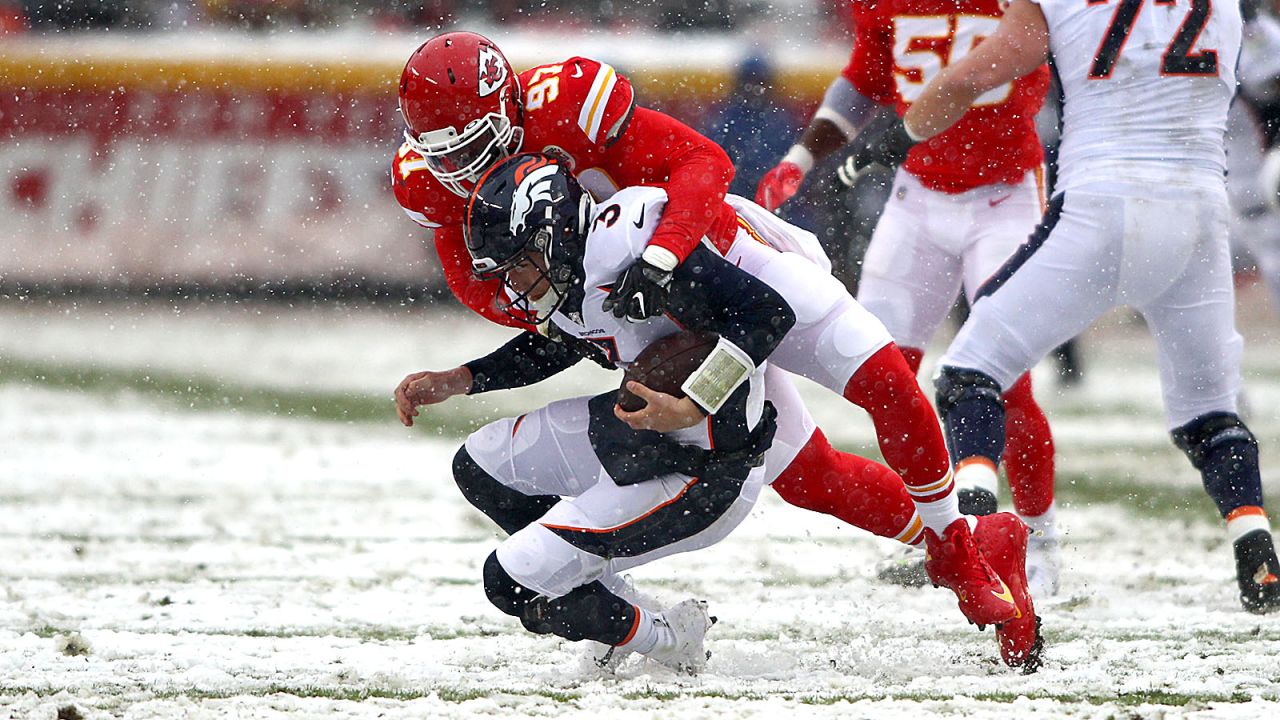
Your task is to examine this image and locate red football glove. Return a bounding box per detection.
[755,161,805,212]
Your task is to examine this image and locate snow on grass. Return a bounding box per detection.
[2,296,1280,717]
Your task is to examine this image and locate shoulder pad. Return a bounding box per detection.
[391,143,466,228]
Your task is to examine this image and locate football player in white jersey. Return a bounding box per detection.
[849,0,1280,613]
[396,153,1045,670]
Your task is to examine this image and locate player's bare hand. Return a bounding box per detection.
[614,381,707,433]
[395,366,473,427]
[755,161,805,212]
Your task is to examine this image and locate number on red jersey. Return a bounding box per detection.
[893,15,1013,106]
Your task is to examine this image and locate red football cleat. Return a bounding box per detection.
[924,517,1019,628]
[973,512,1044,672]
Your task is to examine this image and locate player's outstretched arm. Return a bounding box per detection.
[395,367,473,427]
[902,0,1049,140]
[757,77,884,211]
[395,331,592,427]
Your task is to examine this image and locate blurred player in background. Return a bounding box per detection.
[855,0,1280,614]
[392,30,971,575]
[756,0,1060,597]
[702,55,801,201]
[1236,0,1280,312]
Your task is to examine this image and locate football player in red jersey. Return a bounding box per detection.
[758,0,1061,604]
[392,32,1042,668]
[394,31,740,327]
[392,30,938,549]
[394,27,952,531]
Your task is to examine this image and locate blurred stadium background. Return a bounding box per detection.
[0,0,896,302]
[5,2,1280,718]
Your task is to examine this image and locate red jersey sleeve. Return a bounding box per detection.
[601,107,736,261]
[390,143,532,331]
[843,0,898,105]
[520,57,636,162]
[431,225,532,330]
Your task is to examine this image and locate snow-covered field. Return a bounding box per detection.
[3,292,1280,719]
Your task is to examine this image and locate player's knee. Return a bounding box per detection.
[481,551,536,620]
[933,366,1003,417]
[454,445,556,535]
[1171,412,1258,470]
[482,552,630,642]
[1172,412,1263,516]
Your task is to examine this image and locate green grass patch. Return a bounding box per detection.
[0,356,486,434]
[1051,470,1216,521]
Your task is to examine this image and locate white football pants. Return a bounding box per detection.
[940,181,1240,429]
[464,364,813,599]
[857,167,1046,349]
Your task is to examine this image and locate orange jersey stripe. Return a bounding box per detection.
[542,476,700,535]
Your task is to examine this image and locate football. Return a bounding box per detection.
[616,330,720,412]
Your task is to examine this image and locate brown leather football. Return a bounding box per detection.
[616,330,720,412]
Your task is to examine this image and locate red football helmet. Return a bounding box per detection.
[399,31,525,197]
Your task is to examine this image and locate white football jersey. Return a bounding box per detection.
[549,186,685,367]
[1032,0,1241,193]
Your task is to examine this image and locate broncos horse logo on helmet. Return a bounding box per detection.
[465,153,593,325]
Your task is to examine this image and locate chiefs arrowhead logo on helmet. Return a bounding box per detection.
[478,45,509,97]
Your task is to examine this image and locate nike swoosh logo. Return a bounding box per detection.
[572,65,584,78]
[989,194,1013,208]
[992,581,1020,618]
[633,205,645,229]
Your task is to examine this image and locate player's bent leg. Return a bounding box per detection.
[769,428,924,545]
[935,365,1007,519]
[843,344,953,514]
[843,344,1015,627]
[454,446,558,536]
[1172,412,1280,614]
[464,396,603,499]
[483,551,634,643]
[483,550,716,674]
[493,492,726,675]
[1000,374,1060,599]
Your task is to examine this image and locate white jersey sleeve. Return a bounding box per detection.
[580,186,671,288]
[1031,0,1240,194]
[549,186,685,367]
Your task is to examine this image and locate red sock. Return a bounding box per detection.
[1002,373,1055,517]
[771,428,923,545]
[842,343,953,498]
[900,346,924,375]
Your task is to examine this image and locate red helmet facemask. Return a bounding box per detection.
[398,31,525,197]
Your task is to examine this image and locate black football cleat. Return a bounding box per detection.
[958,487,998,516]
[1235,530,1280,614]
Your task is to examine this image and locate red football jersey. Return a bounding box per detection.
[843,0,1049,193]
[392,56,737,329]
